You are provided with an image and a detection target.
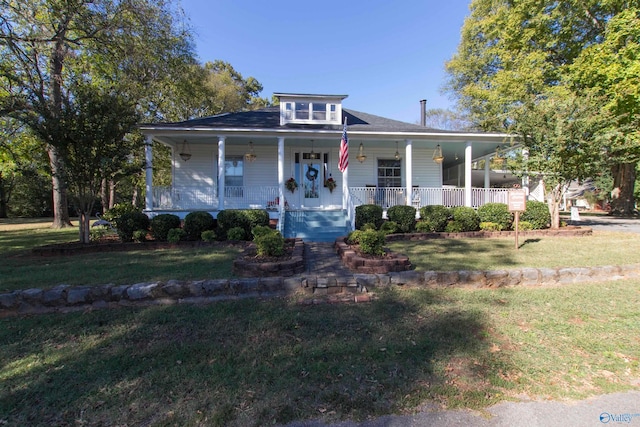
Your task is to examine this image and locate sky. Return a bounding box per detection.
[179,0,472,123]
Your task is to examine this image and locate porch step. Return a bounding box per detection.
[284,210,350,242]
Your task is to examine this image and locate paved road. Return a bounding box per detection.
[566,214,640,234]
[282,391,640,427]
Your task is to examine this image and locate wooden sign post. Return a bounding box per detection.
[508,189,527,250]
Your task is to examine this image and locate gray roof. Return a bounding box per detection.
[141,106,462,134]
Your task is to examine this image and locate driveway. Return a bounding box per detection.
[566,214,640,234]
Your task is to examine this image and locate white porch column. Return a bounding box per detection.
[144,135,153,212]
[465,142,473,207]
[405,139,413,206]
[484,155,491,189]
[277,137,285,211]
[217,136,226,210]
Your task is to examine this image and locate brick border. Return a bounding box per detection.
[232,239,305,277]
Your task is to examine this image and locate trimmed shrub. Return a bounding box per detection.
[517,220,533,231]
[183,211,215,240]
[387,205,417,233]
[355,204,383,230]
[117,212,150,242]
[252,226,284,257]
[201,230,217,242]
[450,206,480,232]
[521,201,551,229]
[227,226,246,241]
[346,230,364,245]
[150,214,181,241]
[445,221,464,233]
[167,228,186,243]
[477,203,513,231]
[415,221,434,233]
[103,203,139,229]
[419,205,450,232]
[217,209,269,240]
[380,221,400,235]
[358,229,386,256]
[361,223,377,231]
[480,221,501,231]
[133,229,148,242]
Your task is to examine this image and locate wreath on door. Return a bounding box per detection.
[306,166,319,181]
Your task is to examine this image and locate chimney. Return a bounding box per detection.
[420,99,427,126]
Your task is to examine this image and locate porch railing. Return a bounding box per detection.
[349,187,510,210]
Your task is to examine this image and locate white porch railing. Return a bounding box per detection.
[349,187,510,210]
[224,186,279,209]
[471,188,510,207]
[153,186,217,210]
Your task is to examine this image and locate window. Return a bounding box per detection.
[330,104,337,121]
[312,103,326,120]
[224,156,243,197]
[284,102,293,120]
[295,102,309,120]
[377,159,402,187]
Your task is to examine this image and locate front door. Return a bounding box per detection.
[296,152,323,208]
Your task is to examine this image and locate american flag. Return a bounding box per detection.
[338,119,348,172]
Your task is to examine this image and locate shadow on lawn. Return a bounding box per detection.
[0,289,510,426]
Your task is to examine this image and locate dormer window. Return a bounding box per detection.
[276,93,347,125]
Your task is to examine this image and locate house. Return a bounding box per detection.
[139,93,525,241]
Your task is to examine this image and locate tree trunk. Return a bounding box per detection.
[0,171,7,218]
[109,180,116,209]
[610,163,636,215]
[547,183,564,229]
[79,211,91,244]
[48,145,72,228]
[101,178,108,214]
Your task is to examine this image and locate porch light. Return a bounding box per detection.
[244,141,257,162]
[432,144,444,164]
[394,141,401,161]
[356,142,367,163]
[309,140,319,160]
[179,139,192,161]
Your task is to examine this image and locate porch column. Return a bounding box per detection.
[217,136,226,210]
[405,139,413,206]
[465,142,473,207]
[484,155,491,189]
[522,147,530,197]
[144,135,153,211]
[277,137,285,211]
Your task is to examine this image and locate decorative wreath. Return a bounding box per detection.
[285,177,298,193]
[306,166,319,181]
[325,176,337,192]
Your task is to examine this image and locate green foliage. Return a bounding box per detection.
[450,207,480,232]
[415,221,434,233]
[386,205,416,233]
[183,211,215,240]
[89,227,108,242]
[133,229,148,242]
[217,209,269,240]
[445,221,464,233]
[355,204,383,230]
[117,212,150,242]
[477,203,513,231]
[252,226,284,257]
[150,214,181,241]
[419,205,451,232]
[479,222,502,232]
[517,221,534,231]
[226,227,246,241]
[167,228,186,244]
[201,230,217,242]
[380,221,400,235]
[521,201,551,229]
[346,230,364,245]
[358,229,386,256]
[103,203,140,229]
[361,223,377,231]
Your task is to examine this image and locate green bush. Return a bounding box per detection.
[227,226,246,241]
[201,230,217,242]
[450,206,480,232]
[252,226,284,257]
[415,221,434,233]
[116,211,150,242]
[419,205,450,232]
[217,209,269,240]
[358,229,385,256]
[521,201,551,229]
[183,211,215,240]
[346,230,364,245]
[480,221,502,231]
[517,220,533,231]
[355,204,383,230]
[477,203,513,231]
[103,203,140,230]
[380,221,400,235]
[445,221,464,233]
[133,229,148,242]
[386,205,417,233]
[150,214,181,241]
[361,223,377,231]
[167,228,186,243]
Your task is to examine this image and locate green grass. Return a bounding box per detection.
[387,231,640,271]
[1,282,638,426]
[0,219,242,293]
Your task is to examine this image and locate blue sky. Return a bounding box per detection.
[179,0,472,123]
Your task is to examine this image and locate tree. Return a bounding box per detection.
[445,1,639,214]
[0,0,196,227]
[423,108,475,131]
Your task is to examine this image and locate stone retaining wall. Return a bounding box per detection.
[2,264,638,317]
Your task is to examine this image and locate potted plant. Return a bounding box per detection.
[285,177,298,193]
[325,175,337,193]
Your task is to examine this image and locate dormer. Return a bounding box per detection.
[275,93,348,126]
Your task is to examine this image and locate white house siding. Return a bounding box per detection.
[172,143,216,209]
